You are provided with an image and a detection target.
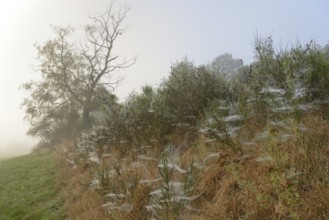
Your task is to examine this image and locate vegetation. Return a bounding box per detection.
[19,3,329,219]
[0,151,65,219]
[51,38,329,219]
[21,3,134,147]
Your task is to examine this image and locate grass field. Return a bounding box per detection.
[0,151,65,220]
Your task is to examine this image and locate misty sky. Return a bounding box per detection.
[0,0,328,158]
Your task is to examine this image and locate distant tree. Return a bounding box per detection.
[208,53,243,80]
[21,3,134,145]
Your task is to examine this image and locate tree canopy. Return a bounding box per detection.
[22,4,134,146]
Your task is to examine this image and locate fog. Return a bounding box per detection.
[0,142,33,160]
[0,106,36,160]
[0,0,328,159]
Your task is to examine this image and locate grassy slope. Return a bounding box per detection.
[0,151,65,220]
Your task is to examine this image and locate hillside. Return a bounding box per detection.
[18,28,329,219]
[0,151,65,219]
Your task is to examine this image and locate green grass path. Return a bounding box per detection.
[0,151,65,220]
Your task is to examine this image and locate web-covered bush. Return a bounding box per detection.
[117,85,174,145]
[159,58,229,126]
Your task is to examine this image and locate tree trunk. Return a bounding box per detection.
[82,105,91,129]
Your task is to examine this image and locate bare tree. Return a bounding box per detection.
[22,3,134,145]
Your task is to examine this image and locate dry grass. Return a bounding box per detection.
[183,113,329,220]
[53,113,329,219]
[54,142,108,220]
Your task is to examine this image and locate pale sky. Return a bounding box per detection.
[0,0,328,158]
